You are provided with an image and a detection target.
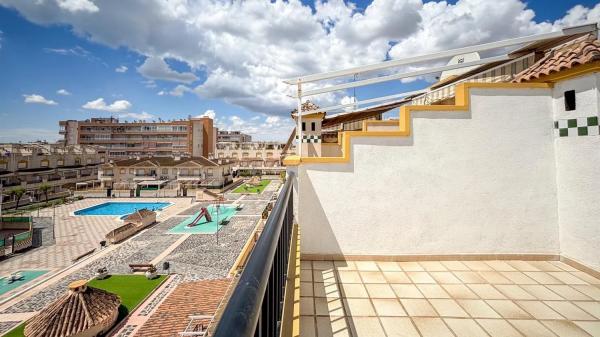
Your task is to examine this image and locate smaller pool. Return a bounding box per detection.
[0,270,48,295]
[75,202,172,216]
[168,205,237,234]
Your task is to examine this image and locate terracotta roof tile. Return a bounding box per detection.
[513,34,600,83]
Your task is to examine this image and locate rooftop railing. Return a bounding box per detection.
[212,173,294,337]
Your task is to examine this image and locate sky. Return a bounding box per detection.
[0,0,599,143]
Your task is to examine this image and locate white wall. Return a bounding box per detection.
[554,73,600,270]
[295,87,560,256]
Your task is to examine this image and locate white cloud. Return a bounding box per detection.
[56,89,71,95]
[23,94,58,105]
[169,84,192,97]
[56,0,98,13]
[196,109,216,119]
[214,114,294,141]
[115,65,128,73]
[138,56,198,84]
[117,111,155,120]
[82,98,131,112]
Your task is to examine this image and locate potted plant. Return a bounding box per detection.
[95,267,108,280]
[145,266,158,280]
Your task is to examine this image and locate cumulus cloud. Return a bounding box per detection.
[23,94,58,105]
[138,56,198,84]
[82,98,131,112]
[57,89,71,95]
[196,109,216,119]
[115,65,128,73]
[214,114,294,141]
[117,111,155,120]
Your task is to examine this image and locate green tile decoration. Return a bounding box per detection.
[559,128,568,137]
[578,127,588,136]
[588,116,598,126]
[567,119,577,128]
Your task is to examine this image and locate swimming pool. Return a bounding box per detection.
[0,270,48,295]
[168,205,237,234]
[74,202,172,216]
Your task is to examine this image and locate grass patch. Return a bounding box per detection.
[233,179,271,194]
[4,274,166,337]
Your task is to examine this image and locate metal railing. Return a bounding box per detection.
[213,173,294,337]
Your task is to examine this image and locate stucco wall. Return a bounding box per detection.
[294,87,560,256]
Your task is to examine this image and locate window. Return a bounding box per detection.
[256,152,262,157]
[74,158,81,165]
[129,168,134,174]
[207,168,213,177]
[266,152,273,158]
[136,169,145,175]
[17,160,28,169]
[564,90,576,111]
[302,122,306,131]
[311,122,316,131]
[120,168,126,174]
[162,168,168,174]
[40,160,49,168]
[57,159,64,166]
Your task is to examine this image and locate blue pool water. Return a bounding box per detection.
[168,205,237,234]
[74,202,172,216]
[0,270,48,295]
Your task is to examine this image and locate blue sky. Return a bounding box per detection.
[0,0,599,142]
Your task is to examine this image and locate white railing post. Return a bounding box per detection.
[296,82,303,158]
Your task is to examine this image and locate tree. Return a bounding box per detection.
[10,187,26,210]
[38,183,51,205]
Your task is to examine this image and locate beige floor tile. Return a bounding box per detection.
[546,285,592,300]
[400,299,437,316]
[467,284,507,299]
[314,297,345,316]
[314,270,337,284]
[365,284,396,299]
[313,260,335,271]
[572,285,600,300]
[549,261,579,271]
[301,260,312,270]
[300,316,316,337]
[372,298,407,316]
[384,271,411,284]
[392,284,424,298]
[430,271,462,284]
[417,284,451,299]
[495,285,537,300]
[515,300,564,319]
[543,301,596,320]
[301,269,313,282]
[574,321,600,337]
[454,271,487,283]
[520,285,564,300]
[500,271,539,285]
[380,317,420,337]
[355,261,379,271]
[340,283,369,298]
[316,316,351,337]
[479,271,514,284]
[419,261,448,271]
[508,260,541,272]
[574,301,600,319]
[360,271,386,283]
[549,272,589,285]
[334,260,356,271]
[485,300,532,319]
[343,298,376,316]
[398,262,424,271]
[350,317,386,337]
[412,317,455,337]
[477,318,523,337]
[572,272,600,285]
[527,261,564,272]
[301,297,315,315]
[429,299,469,317]
[509,319,558,337]
[407,271,436,284]
[377,261,402,272]
[541,320,593,337]
[457,299,501,318]
[442,284,479,299]
[337,271,362,284]
[301,282,314,297]
[444,318,490,337]
[463,261,495,271]
[441,260,470,271]
[524,272,564,285]
[485,260,518,272]
[314,282,341,298]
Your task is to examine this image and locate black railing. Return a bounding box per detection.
[213,173,294,337]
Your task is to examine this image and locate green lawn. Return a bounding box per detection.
[4,275,166,337]
[233,179,271,194]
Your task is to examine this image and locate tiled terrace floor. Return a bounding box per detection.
[300,260,600,337]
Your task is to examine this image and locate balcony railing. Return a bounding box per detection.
[213,174,294,337]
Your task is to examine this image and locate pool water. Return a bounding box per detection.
[168,205,237,234]
[0,270,48,295]
[75,202,172,216]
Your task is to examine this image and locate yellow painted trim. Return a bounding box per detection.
[362,119,398,131]
[527,62,600,83]
[293,112,325,120]
[287,82,552,165]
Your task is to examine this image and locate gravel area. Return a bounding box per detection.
[0,321,20,335]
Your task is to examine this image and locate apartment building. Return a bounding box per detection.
[0,143,106,208]
[59,116,215,159]
[213,141,285,174]
[217,130,252,143]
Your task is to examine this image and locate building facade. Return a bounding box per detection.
[216,130,252,143]
[213,141,285,174]
[59,116,215,159]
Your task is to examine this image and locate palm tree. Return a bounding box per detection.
[10,187,26,210]
[38,183,51,205]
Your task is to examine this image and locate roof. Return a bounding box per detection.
[124,209,156,221]
[113,156,218,167]
[135,279,231,337]
[322,99,412,129]
[24,280,121,337]
[514,34,600,83]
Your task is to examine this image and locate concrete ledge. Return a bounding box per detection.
[301,253,560,262]
[560,255,600,280]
